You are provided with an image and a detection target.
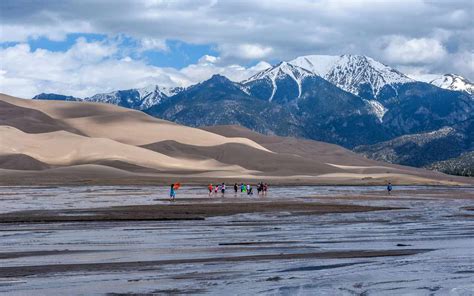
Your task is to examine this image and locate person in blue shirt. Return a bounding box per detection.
[169,184,176,201]
[387,182,393,195]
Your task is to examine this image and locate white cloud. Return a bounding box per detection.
[0,0,473,81]
[0,39,270,98]
[139,38,168,51]
[222,43,273,59]
[380,36,447,64]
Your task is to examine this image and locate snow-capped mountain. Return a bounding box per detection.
[33,85,184,110]
[32,53,474,163]
[429,74,474,96]
[243,62,314,102]
[85,85,184,110]
[289,54,414,99]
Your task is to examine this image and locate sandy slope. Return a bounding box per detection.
[0,93,472,185]
[0,94,269,149]
[0,126,253,174]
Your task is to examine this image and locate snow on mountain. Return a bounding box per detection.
[364,99,388,122]
[243,61,314,101]
[429,74,474,96]
[289,54,414,99]
[85,85,184,110]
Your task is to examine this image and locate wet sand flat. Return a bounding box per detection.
[1,185,473,295]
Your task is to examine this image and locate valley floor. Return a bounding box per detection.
[0,186,473,295]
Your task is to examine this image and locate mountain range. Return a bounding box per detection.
[33,54,474,175]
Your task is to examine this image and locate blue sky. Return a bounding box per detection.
[0,0,472,98]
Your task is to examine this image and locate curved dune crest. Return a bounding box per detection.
[0,94,270,151]
[0,126,255,174]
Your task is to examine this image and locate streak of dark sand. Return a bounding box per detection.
[280,261,372,272]
[0,202,402,223]
[0,250,100,260]
[0,249,432,277]
[218,241,299,246]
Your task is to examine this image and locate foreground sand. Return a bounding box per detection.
[1,185,472,294]
[0,200,400,223]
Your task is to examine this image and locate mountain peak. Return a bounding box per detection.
[430,74,474,95]
[208,74,232,82]
[289,54,413,99]
[243,62,315,101]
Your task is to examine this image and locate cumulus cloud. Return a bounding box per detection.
[0,39,270,98]
[0,0,473,93]
[380,36,447,64]
[220,43,274,59]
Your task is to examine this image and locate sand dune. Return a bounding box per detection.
[0,126,253,174]
[0,93,472,185]
[0,94,269,150]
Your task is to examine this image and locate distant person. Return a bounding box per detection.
[257,182,262,195]
[387,182,393,195]
[240,183,245,193]
[221,183,226,196]
[208,184,213,196]
[234,183,238,194]
[248,185,253,195]
[169,184,176,202]
[214,184,219,195]
[263,183,268,196]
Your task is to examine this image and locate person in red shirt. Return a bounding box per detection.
[208,184,213,196]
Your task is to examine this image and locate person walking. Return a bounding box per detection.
[214,184,219,195]
[169,184,176,202]
[234,183,238,195]
[240,183,245,193]
[221,183,226,196]
[263,183,268,196]
[387,182,393,195]
[208,184,213,196]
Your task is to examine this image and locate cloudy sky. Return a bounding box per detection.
[1,0,473,98]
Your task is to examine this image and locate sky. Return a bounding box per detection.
[0,0,473,98]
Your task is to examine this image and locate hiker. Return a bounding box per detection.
[234,183,238,194]
[247,185,253,195]
[257,182,262,195]
[169,184,176,202]
[208,184,213,196]
[221,183,226,196]
[387,182,393,195]
[263,183,268,196]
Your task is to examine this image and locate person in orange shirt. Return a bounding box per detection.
[208,184,213,196]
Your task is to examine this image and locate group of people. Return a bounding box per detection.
[208,182,269,197]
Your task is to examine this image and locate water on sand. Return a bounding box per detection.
[0,186,473,295]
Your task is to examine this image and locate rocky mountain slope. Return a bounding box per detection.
[355,118,473,168]
[426,151,474,177]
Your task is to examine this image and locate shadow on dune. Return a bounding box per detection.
[0,100,84,135]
